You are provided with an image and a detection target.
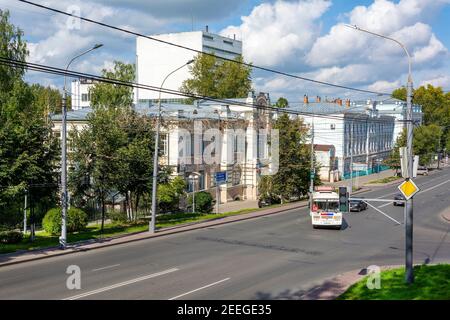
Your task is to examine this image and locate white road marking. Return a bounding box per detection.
[420,179,450,193]
[376,178,450,208]
[168,278,230,300]
[92,264,121,272]
[63,267,179,300]
[378,202,392,208]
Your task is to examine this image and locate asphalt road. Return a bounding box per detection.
[1,167,450,300]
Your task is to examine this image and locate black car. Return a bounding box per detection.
[393,193,406,206]
[349,199,367,212]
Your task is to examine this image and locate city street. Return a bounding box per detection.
[0,167,449,300]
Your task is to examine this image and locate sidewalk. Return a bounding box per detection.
[326,169,397,188]
[218,200,259,213]
[0,200,308,267]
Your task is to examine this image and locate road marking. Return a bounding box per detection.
[168,278,230,300]
[92,264,120,272]
[420,179,450,194]
[378,202,392,208]
[63,267,179,300]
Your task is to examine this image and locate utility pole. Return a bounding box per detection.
[309,114,315,199]
[150,60,194,233]
[23,189,27,234]
[350,121,353,195]
[405,73,414,284]
[345,24,415,284]
[60,44,103,249]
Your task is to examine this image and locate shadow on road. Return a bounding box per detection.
[253,277,348,300]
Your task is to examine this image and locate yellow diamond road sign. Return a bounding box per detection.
[398,179,420,200]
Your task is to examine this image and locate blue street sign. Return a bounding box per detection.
[215,171,227,184]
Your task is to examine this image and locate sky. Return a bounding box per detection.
[1,0,450,103]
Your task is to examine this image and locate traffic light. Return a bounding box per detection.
[339,186,349,212]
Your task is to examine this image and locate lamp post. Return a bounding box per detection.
[345,24,415,284]
[214,109,221,214]
[150,60,195,233]
[189,172,200,213]
[60,44,103,249]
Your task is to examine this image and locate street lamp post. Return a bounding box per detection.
[214,109,222,214]
[150,60,195,233]
[60,44,103,249]
[346,24,415,284]
[189,173,200,213]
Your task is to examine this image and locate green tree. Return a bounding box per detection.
[90,61,135,108]
[413,124,442,166]
[158,176,186,213]
[258,114,319,203]
[181,53,252,99]
[384,129,406,175]
[30,84,64,115]
[0,10,59,230]
[274,97,289,108]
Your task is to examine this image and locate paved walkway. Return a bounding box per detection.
[218,200,259,213]
[326,169,397,188]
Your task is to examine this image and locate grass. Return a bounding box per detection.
[338,264,450,300]
[368,176,401,184]
[0,202,295,254]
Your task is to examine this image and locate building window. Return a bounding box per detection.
[330,124,336,130]
[203,35,214,41]
[82,93,89,102]
[223,40,234,46]
[161,134,169,156]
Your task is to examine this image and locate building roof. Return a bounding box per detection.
[313,144,335,152]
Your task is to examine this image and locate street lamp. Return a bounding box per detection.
[189,172,200,213]
[213,109,222,214]
[60,44,103,249]
[149,59,195,233]
[345,24,415,284]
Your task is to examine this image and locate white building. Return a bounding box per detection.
[135,29,242,105]
[51,92,272,204]
[358,98,423,143]
[70,78,96,110]
[283,96,396,180]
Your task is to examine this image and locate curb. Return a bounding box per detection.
[0,200,309,267]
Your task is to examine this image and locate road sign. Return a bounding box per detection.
[412,155,419,178]
[215,171,227,184]
[398,179,420,200]
[400,147,409,178]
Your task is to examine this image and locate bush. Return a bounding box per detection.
[108,210,128,223]
[42,208,88,235]
[189,191,213,213]
[0,230,24,244]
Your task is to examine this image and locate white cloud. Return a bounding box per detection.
[220,0,331,67]
[420,75,450,88]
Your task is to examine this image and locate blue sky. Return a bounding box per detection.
[1,0,449,102]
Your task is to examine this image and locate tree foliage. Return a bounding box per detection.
[258,114,319,202]
[274,97,289,108]
[180,53,252,99]
[69,61,156,229]
[0,10,59,229]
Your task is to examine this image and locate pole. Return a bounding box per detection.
[192,179,196,213]
[350,121,353,195]
[344,24,415,284]
[59,44,103,249]
[405,74,414,284]
[60,87,68,248]
[309,115,315,203]
[23,190,27,234]
[150,60,194,233]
